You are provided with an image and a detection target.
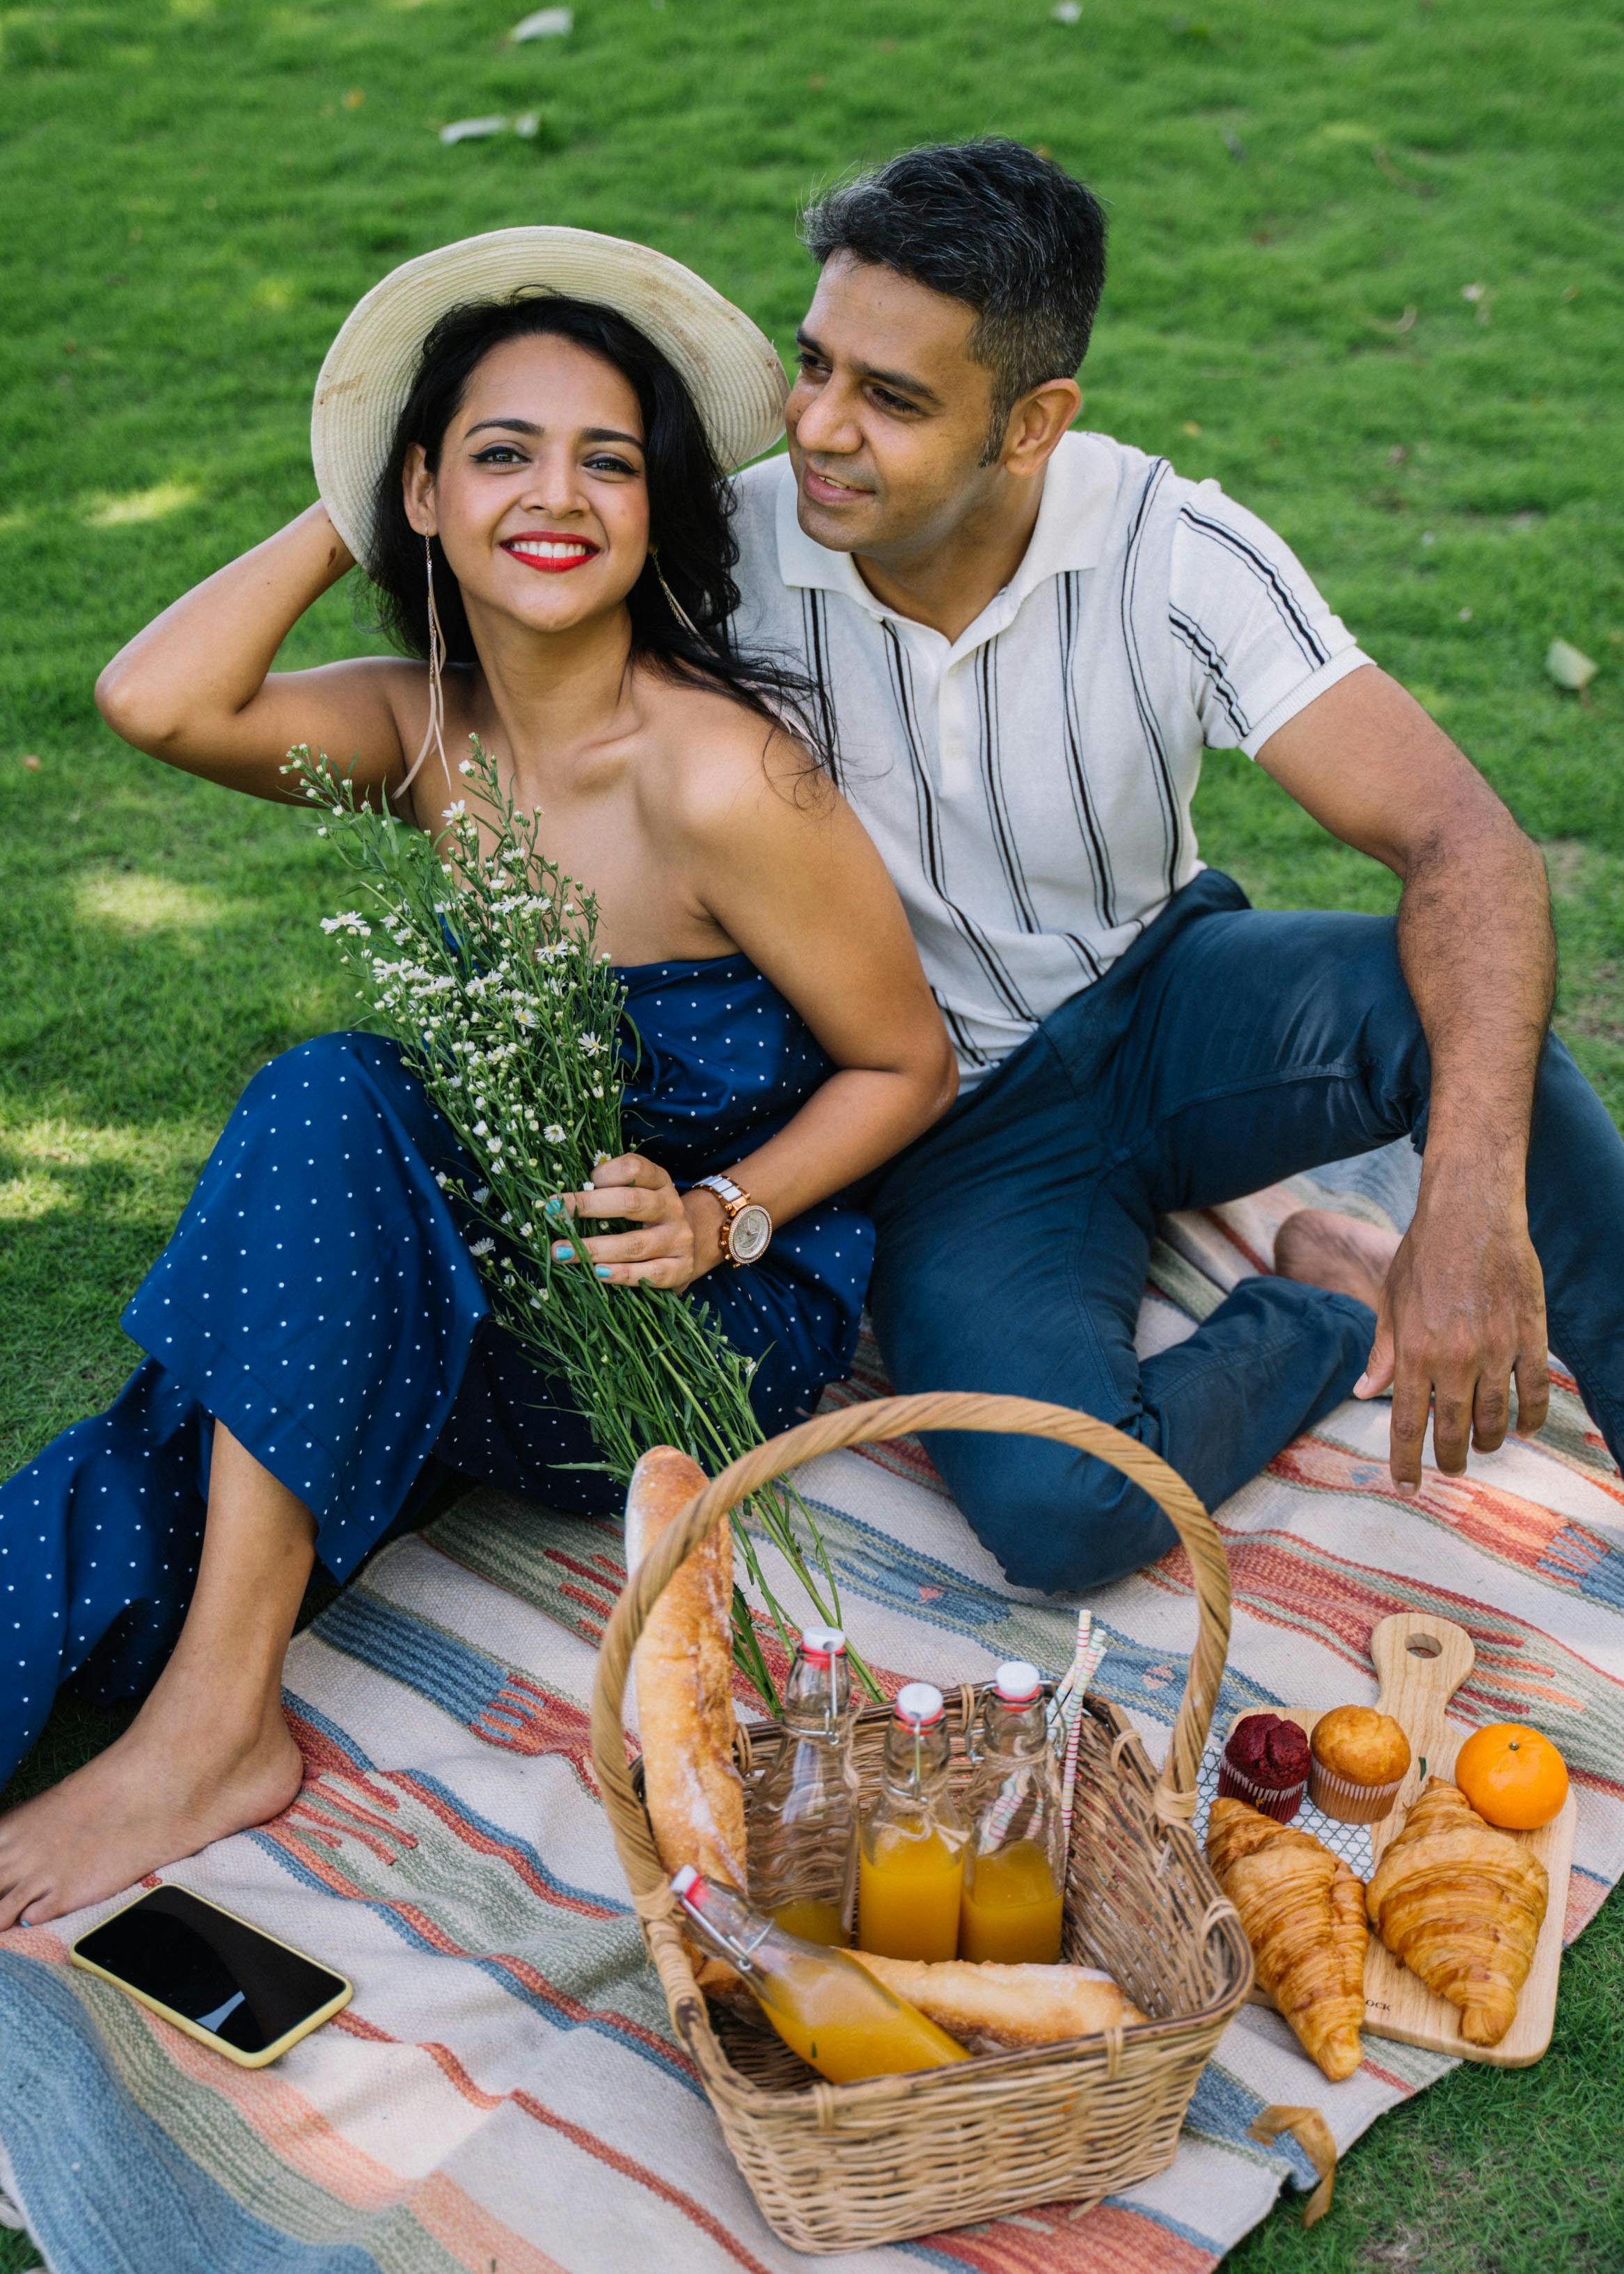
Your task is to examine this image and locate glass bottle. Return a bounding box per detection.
[959,1659,1066,1964]
[670,1866,968,2083]
[856,1681,966,1962]
[749,1624,859,1947]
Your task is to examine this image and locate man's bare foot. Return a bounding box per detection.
[0,1691,302,1931]
[1274,1207,1403,1311]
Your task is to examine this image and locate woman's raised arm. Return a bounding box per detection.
[94,502,418,803]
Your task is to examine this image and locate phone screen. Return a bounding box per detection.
[74,1887,347,2055]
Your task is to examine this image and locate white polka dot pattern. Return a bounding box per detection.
[0,957,871,1785]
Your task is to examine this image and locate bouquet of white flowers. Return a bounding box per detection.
[290,737,863,1710]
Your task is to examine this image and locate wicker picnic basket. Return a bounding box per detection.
[589,1390,1254,2254]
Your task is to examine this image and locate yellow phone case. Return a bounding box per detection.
[69,1888,353,2069]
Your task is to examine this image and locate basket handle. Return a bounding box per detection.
[590,1391,1231,1906]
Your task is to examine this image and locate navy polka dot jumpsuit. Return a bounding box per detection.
[0,955,872,1784]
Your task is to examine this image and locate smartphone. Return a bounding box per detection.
[70,1885,352,2068]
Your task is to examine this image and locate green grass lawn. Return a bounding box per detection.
[1,0,1621,2264]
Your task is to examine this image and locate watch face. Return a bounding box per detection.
[729,1203,772,1264]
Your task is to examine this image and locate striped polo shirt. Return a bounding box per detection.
[728,433,1371,1087]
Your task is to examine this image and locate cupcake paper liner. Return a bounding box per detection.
[1309,1759,1406,1825]
[1216,1759,1305,1822]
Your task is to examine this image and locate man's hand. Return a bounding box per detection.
[1355,1179,1550,1487]
[1260,668,1558,1492]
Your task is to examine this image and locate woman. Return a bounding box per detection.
[0,230,955,1929]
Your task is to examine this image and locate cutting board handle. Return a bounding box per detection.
[1369,1613,1475,1856]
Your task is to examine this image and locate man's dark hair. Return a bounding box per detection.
[800,139,1107,460]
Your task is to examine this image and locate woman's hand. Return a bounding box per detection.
[549,1154,723,1292]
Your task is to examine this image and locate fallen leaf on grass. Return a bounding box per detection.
[342,88,364,109]
[20,754,41,771]
[1372,145,1432,196]
[439,116,509,143]
[1545,640,1596,694]
[511,5,571,36]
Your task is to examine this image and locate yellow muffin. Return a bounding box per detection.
[1309,1706,1411,1824]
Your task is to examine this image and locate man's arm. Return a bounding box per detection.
[1256,664,1554,1487]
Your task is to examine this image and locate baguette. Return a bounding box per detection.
[848,1952,1146,2050]
[624,1445,747,1897]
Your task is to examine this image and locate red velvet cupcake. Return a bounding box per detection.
[1217,1712,1311,1823]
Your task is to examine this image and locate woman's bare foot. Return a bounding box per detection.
[0,1421,317,1931]
[1273,1207,1402,1310]
[0,1684,302,1931]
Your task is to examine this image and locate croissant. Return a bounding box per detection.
[1206,1796,1367,2080]
[1365,1778,1547,2047]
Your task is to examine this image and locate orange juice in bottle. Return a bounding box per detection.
[749,1626,859,1946]
[857,1683,966,1962]
[959,1660,1065,1965]
[670,1867,969,2082]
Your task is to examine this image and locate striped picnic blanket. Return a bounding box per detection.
[3,1143,1621,2273]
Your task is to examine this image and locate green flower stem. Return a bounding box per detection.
[292,737,878,1712]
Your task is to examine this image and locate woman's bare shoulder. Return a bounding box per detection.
[638,671,833,843]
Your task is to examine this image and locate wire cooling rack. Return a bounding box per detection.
[1193,1736,1378,1881]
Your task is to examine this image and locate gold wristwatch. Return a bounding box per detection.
[695,1173,773,1267]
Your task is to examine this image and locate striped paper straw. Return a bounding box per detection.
[1055,1610,1110,1859]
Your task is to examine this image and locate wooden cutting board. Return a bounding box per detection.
[1233,1613,1575,2069]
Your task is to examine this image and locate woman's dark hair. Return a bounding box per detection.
[370,292,831,769]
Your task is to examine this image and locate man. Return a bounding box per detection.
[728,138,1624,1591]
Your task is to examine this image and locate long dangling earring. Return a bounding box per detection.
[651,547,707,647]
[397,532,453,803]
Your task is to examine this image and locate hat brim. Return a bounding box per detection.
[311,226,788,571]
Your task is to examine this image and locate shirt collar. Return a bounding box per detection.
[771,428,1119,627]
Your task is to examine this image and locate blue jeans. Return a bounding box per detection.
[868,871,1624,1592]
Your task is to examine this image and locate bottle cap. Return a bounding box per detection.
[799,1624,847,1665]
[994,1660,1043,1704]
[894,1681,945,1728]
[670,1864,705,1907]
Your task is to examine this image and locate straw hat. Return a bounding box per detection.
[311,226,788,571]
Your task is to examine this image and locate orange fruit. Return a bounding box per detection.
[1454,1723,1569,1830]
